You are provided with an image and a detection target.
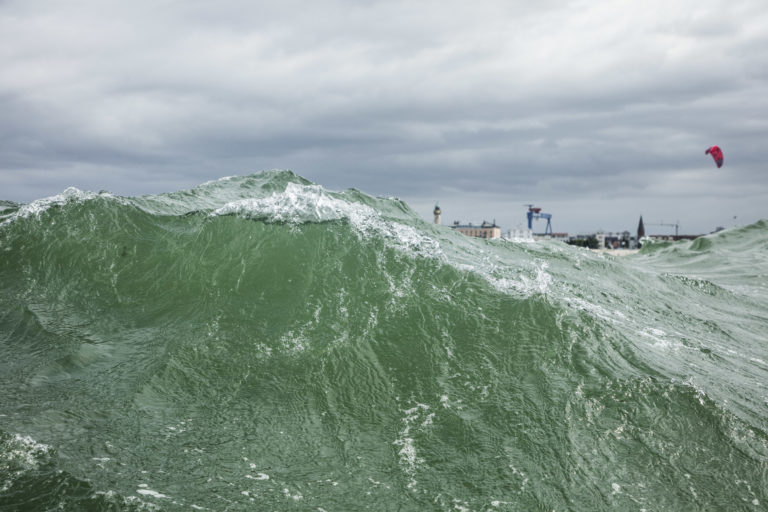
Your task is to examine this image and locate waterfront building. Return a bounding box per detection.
[451,220,501,239]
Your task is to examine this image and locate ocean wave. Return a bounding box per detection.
[2,172,767,511]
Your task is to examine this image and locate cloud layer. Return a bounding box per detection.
[1,0,766,234]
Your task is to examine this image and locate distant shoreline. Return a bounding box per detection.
[590,248,640,256]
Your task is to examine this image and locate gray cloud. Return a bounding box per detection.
[1,0,766,234]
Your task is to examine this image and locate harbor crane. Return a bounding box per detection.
[525,204,553,235]
[647,220,680,237]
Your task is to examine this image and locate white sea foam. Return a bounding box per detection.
[199,175,238,187]
[471,256,553,296]
[563,297,616,323]
[682,377,709,406]
[393,403,431,490]
[282,487,303,500]
[638,327,671,348]
[211,183,442,257]
[212,183,349,223]
[136,489,168,498]
[0,187,122,227]
[2,434,50,467]
[519,260,552,294]
[1,435,51,494]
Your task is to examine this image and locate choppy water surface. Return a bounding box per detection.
[1,171,767,511]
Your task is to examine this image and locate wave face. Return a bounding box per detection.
[1,171,767,511]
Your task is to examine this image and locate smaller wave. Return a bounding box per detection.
[0,187,125,228]
[639,220,768,257]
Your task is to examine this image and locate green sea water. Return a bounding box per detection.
[1,171,767,511]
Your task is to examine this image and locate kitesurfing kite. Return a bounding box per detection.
[705,145,724,168]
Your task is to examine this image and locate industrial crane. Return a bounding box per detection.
[646,220,679,237]
[525,205,553,235]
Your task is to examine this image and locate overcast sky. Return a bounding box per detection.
[1,0,766,234]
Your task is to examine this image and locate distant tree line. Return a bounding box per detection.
[566,236,599,249]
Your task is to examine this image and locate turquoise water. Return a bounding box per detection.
[1,171,767,511]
